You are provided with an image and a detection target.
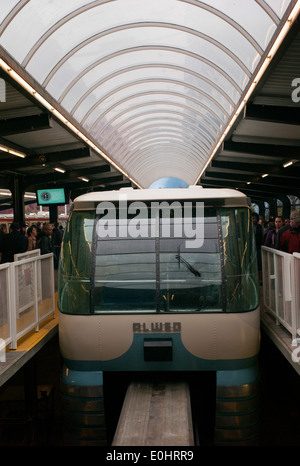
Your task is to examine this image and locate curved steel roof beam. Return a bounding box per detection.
[178,0,264,51]
[59,48,243,106]
[254,0,280,23]
[97,98,222,139]
[123,139,205,167]
[77,77,233,129]
[134,159,199,182]
[112,142,210,170]
[0,0,30,34]
[115,131,211,165]
[128,142,207,165]
[102,109,218,150]
[69,63,238,116]
[125,148,203,180]
[108,121,214,156]
[115,120,214,148]
[19,0,115,67]
[86,90,227,138]
[127,154,202,181]
[21,3,264,75]
[127,143,203,164]
[41,21,253,89]
[120,136,206,167]
[105,116,216,153]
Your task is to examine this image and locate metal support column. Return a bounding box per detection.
[10,176,25,225]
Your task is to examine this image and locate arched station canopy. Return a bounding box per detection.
[0,0,299,193]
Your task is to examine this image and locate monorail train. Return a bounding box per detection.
[58,185,261,445]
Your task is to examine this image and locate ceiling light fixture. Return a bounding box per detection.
[79,177,89,182]
[54,167,66,173]
[0,190,36,198]
[262,173,269,178]
[0,144,26,158]
[283,160,294,168]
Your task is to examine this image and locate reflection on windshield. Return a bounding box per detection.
[92,208,222,313]
[59,206,259,315]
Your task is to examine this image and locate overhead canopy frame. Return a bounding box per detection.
[0,0,299,188]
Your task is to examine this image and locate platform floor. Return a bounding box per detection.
[260,302,300,376]
[0,299,58,389]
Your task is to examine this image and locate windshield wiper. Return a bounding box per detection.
[175,254,201,277]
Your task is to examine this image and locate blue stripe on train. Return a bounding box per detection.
[62,332,258,380]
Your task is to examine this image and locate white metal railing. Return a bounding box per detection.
[261,246,300,342]
[0,252,55,350]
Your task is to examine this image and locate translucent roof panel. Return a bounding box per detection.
[0,0,297,187]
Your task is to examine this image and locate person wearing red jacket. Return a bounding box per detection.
[277,211,300,254]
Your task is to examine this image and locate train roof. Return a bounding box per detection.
[73,186,249,210]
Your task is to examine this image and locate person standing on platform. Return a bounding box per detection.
[20,222,27,236]
[277,211,300,254]
[0,222,28,263]
[27,225,38,251]
[36,222,53,255]
[264,216,284,249]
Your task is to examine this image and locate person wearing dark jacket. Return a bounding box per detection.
[264,216,284,249]
[276,211,300,254]
[0,222,28,263]
[36,223,53,255]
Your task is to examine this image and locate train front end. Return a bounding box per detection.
[58,186,261,445]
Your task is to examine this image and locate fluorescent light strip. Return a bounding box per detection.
[283,161,294,168]
[54,167,66,173]
[195,1,300,184]
[79,177,89,182]
[0,58,142,189]
[262,173,269,178]
[0,144,26,158]
[0,191,35,198]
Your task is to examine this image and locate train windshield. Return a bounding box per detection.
[58,203,259,314]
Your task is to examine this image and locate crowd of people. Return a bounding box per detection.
[253,210,300,254]
[252,210,300,284]
[0,220,64,268]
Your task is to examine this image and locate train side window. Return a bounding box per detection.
[58,210,94,315]
[220,208,259,312]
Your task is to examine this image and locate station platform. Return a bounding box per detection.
[0,295,58,389]
[260,301,300,376]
